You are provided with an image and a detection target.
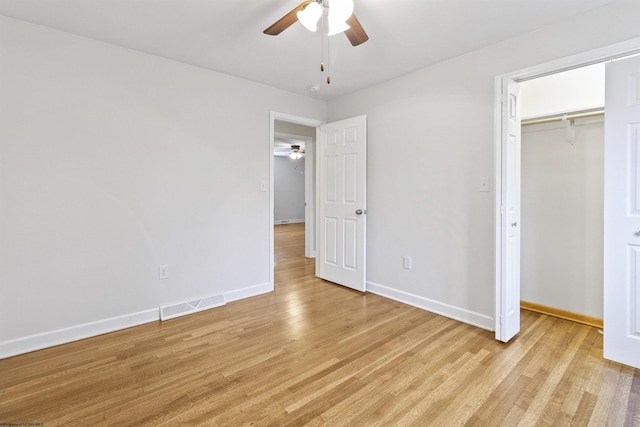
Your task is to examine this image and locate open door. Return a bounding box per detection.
[496,79,522,342]
[317,115,367,292]
[604,55,640,369]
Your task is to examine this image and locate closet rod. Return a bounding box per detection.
[522,109,604,126]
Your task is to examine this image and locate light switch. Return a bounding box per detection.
[403,256,412,270]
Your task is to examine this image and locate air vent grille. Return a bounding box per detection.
[160,294,225,321]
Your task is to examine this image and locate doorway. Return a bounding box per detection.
[269,112,323,289]
[274,129,314,251]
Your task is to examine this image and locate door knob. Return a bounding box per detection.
[355,209,363,215]
[511,222,518,227]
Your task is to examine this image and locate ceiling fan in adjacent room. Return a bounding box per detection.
[288,144,305,159]
[274,139,306,158]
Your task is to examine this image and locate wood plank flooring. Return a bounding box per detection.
[1,222,639,426]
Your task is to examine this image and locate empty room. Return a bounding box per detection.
[1,0,640,425]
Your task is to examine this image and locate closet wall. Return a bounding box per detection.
[521,118,604,318]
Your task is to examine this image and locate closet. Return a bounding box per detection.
[520,63,604,323]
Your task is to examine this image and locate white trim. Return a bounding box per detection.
[367,281,494,331]
[502,38,640,83]
[493,36,640,340]
[270,112,325,288]
[0,308,159,359]
[304,137,316,259]
[315,126,321,275]
[223,281,273,303]
[274,219,305,225]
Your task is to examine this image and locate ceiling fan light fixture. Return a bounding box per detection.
[264,0,368,46]
[297,2,322,32]
[327,0,354,35]
[327,20,350,36]
[289,144,305,159]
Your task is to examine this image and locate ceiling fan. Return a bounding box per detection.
[264,0,369,47]
[274,138,306,158]
[288,144,305,159]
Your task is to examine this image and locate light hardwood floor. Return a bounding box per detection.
[1,222,639,426]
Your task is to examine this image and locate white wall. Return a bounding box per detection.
[521,118,604,318]
[327,1,640,329]
[521,63,605,119]
[0,16,326,356]
[274,156,305,223]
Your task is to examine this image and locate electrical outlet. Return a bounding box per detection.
[403,256,412,270]
[158,265,169,280]
[479,176,490,192]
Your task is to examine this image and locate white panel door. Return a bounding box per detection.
[497,79,521,342]
[317,115,367,292]
[604,55,640,369]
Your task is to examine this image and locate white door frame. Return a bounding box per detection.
[494,38,640,341]
[269,112,325,288]
[303,136,316,258]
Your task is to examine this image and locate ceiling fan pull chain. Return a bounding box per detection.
[321,7,326,73]
[326,18,331,84]
[327,45,331,84]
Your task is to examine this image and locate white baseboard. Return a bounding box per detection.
[0,282,488,359]
[1,282,275,359]
[224,282,273,303]
[0,308,159,359]
[367,281,494,331]
[274,219,305,225]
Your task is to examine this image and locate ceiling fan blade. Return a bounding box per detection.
[264,1,313,36]
[344,13,368,46]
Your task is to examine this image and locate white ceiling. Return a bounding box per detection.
[0,0,620,100]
